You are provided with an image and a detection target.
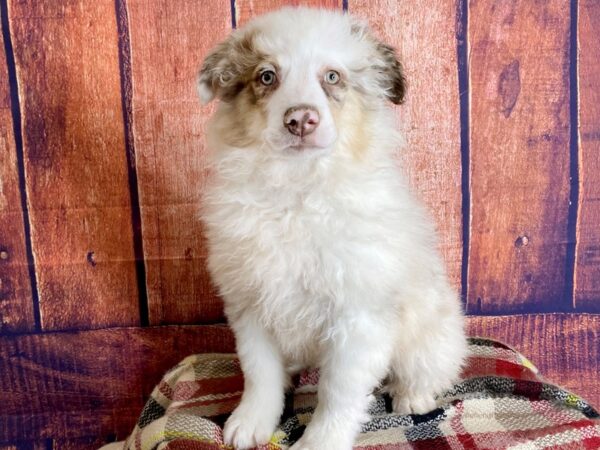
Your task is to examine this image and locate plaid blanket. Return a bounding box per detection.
[103,338,599,449]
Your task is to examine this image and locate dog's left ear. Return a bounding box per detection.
[374,42,406,105]
[350,20,406,105]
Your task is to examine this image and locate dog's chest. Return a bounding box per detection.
[212,178,393,292]
[247,189,367,294]
[244,191,373,359]
[206,168,403,362]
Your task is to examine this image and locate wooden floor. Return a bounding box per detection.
[0,314,597,448]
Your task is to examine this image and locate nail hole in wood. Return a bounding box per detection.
[515,235,530,248]
[87,251,97,267]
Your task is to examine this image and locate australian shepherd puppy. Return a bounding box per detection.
[198,7,467,450]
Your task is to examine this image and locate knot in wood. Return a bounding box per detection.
[515,235,530,248]
[87,251,97,267]
[498,59,521,118]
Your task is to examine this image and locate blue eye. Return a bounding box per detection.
[260,70,276,86]
[325,70,340,84]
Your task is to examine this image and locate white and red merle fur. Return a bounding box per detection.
[198,8,467,450]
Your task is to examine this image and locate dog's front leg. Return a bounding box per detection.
[223,319,286,449]
[290,318,392,450]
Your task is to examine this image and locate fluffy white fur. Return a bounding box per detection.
[198,8,467,450]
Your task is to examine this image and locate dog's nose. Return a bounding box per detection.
[283,105,320,137]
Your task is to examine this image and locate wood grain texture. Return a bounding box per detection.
[467,0,571,313]
[574,0,600,311]
[8,0,139,330]
[235,0,342,27]
[0,443,48,450]
[0,28,34,333]
[466,313,600,410]
[349,0,463,290]
[126,0,231,325]
[0,325,234,441]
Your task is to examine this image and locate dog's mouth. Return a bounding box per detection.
[263,129,337,153]
[288,139,327,151]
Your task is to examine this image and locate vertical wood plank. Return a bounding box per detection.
[235,0,341,27]
[8,0,139,330]
[0,19,34,332]
[574,0,600,310]
[349,0,463,290]
[468,0,571,313]
[127,0,231,324]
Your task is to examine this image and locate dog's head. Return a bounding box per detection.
[198,8,405,154]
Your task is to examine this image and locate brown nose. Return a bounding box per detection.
[283,105,320,137]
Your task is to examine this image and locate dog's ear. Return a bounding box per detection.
[197,36,237,105]
[197,31,262,104]
[350,20,406,105]
[374,42,406,105]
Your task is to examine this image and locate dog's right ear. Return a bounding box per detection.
[197,37,235,105]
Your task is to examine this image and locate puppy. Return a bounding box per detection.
[198,7,467,450]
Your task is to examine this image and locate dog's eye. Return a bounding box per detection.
[325,70,340,85]
[259,70,276,86]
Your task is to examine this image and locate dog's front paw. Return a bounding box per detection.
[223,402,277,449]
[392,392,437,415]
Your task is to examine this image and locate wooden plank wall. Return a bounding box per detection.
[0,0,598,447]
